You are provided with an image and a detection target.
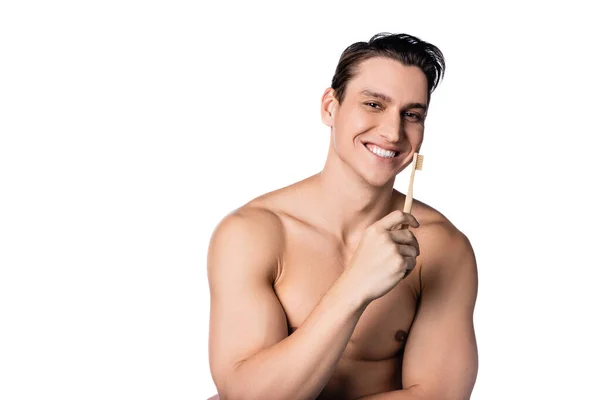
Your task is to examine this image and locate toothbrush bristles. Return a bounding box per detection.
[415,154,424,171]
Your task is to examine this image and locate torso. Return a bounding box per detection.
[244,176,444,399]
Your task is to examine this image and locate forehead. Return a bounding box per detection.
[347,57,428,104]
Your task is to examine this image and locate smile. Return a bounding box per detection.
[363,143,399,159]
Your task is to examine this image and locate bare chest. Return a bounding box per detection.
[273,229,420,362]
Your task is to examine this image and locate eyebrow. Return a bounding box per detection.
[359,89,428,111]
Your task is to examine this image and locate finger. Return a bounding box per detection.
[394,244,420,258]
[404,261,416,277]
[390,214,420,231]
[396,223,411,231]
[400,257,417,278]
[389,230,420,253]
[377,210,420,231]
[406,257,417,271]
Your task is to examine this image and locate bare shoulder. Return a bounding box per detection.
[413,199,463,238]
[207,204,285,286]
[401,195,477,288]
[221,204,284,234]
[207,177,310,275]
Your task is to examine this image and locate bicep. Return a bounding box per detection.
[207,209,289,391]
[402,226,478,400]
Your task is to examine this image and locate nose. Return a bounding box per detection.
[377,115,403,143]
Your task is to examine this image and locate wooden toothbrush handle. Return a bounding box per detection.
[398,153,418,230]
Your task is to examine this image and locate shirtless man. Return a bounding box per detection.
[207,33,478,400]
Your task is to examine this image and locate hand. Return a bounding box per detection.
[343,210,420,306]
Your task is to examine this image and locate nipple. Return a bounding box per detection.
[395,330,407,342]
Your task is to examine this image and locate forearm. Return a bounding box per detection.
[356,387,427,400]
[226,274,368,400]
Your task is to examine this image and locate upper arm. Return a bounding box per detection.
[402,221,479,400]
[207,207,289,393]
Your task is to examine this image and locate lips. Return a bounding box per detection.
[363,142,401,153]
[363,142,400,158]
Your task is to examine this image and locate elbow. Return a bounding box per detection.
[406,384,472,400]
[212,363,260,400]
[211,366,238,400]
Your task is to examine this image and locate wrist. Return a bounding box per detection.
[333,271,371,313]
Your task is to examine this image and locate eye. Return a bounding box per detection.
[404,112,423,122]
[365,102,382,110]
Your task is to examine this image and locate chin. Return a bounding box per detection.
[360,170,396,188]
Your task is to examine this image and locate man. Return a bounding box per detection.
[207,33,478,400]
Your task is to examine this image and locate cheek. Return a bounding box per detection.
[335,110,374,136]
[412,125,425,138]
[406,127,424,147]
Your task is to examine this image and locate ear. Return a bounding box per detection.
[320,87,338,127]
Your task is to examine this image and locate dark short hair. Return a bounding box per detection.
[331,33,446,105]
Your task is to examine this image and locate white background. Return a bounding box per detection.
[1,1,599,399]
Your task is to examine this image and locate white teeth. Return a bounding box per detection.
[367,144,396,158]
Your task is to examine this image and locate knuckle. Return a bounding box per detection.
[399,255,406,268]
[368,224,383,236]
[393,250,404,263]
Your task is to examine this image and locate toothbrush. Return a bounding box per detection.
[399,153,424,230]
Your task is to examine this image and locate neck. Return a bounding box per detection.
[308,145,397,247]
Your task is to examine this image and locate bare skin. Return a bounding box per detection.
[247,183,435,397]
[208,57,478,399]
